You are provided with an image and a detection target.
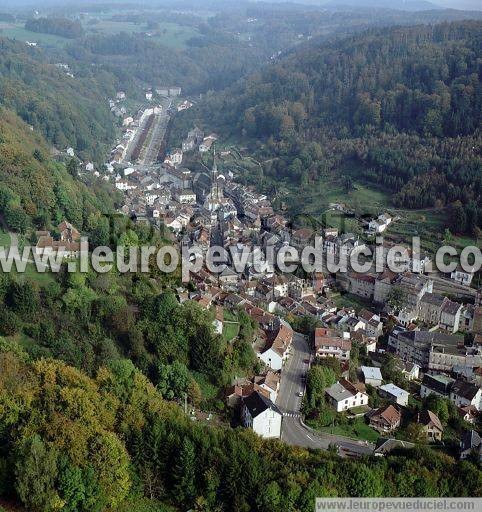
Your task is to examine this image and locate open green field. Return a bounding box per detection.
[0,231,11,249]
[332,292,372,312]
[85,19,199,49]
[221,145,480,257]
[312,417,380,443]
[21,262,55,287]
[1,261,55,288]
[221,308,240,341]
[222,322,239,342]
[0,22,69,47]
[0,19,198,50]
[300,180,391,219]
[296,175,478,255]
[387,208,478,254]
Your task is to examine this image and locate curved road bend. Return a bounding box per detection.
[277,332,374,457]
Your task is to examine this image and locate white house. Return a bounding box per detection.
[115,180,137,191]
[169,87,181,96]
[368,219,388,234]
[368,213,392,234]
[379,383,409,406]
[440,299,463,333]
[163,217,183,233]
[199,134,217,153]
[257,324,292,371]
[145,192,159,206]
[314,328,351,361]
[358,309,383,338]
[400,361,420,381]
[253,371,280,403]
[241,391,282,439]
[173,188,196,205]
[178,100,193,111]
[361,366,383,387]
[451,267,475,286]
[325,379,369,412]
[450,381,482,411]
[212,307,223,334]
[164,149,183,167]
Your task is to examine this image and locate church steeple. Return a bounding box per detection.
[211,145,222,203]
[204,144,224,212]
[212,144,218,174]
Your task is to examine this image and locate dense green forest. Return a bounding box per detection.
[0,38,116,161]
[0,108,118,235]
[25,17,85,39]
[179,21,482,233]
[0,337,480,512]
[67,30,268,96]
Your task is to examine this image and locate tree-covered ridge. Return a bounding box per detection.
[0,338,480,512]
[0,37,115,161]
[68,30,268,96]
[183,20,481,232]
[0,108,117,233]
[25,17,85,39]
[203,21,481,139]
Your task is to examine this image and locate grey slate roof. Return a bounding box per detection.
[243,391,282,418]
[460,430,481,451]
[452,380,480,401]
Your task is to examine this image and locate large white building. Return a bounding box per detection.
[450,381,482,411]
[325,379,369,412]
[241,391,282,438]
[314,328,351,361]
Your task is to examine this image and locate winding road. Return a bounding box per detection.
[277,332,375,457]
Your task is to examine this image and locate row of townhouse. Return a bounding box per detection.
[421,373,482,417]
[388,327,482,373]
[418,293,464,333]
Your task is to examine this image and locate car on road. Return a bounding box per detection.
[297,391,304,397]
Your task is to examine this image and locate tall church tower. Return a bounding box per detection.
[204,145,224,212]
[210,145,223,204]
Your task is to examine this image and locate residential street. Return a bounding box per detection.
[277,332,374,457]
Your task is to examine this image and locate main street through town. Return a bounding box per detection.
[276,332,375,457]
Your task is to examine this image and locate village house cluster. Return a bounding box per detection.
[53,114,482,450]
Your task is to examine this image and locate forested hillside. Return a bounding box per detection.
[0,108,117,234]
[191,21,481,138]
[0,337,480,512]
[67,30,268,96]
[184,21,481,233]
[0,38,115,161]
